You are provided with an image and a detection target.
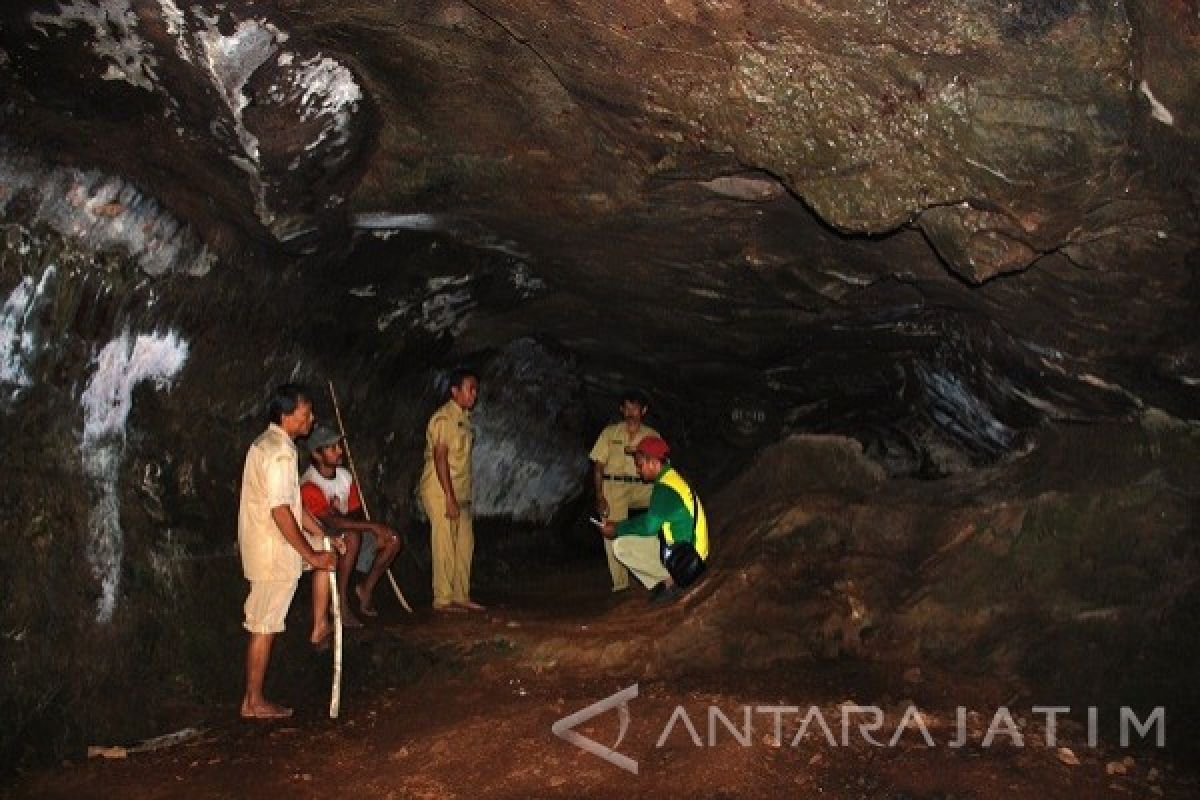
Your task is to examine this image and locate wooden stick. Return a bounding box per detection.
[327,381,413,613]
[324,534,342,719]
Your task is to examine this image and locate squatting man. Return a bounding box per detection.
[598,435,709,605]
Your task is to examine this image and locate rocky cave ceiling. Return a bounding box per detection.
[1,0,1198,474]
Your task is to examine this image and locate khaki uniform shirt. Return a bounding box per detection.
[238,423,304,582]
[420,399,473,502]
[589,422,659,507]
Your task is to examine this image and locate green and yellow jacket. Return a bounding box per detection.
[615,465,709,559]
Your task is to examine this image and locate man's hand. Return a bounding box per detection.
[445,496,461,520]
[330,536,348,556]
[599,521,617,540]
[591,460,608,519]
[276,505,337,571]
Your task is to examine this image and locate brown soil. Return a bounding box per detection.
[5,565,1194,800]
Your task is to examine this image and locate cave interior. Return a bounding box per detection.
[0,0,1198,794]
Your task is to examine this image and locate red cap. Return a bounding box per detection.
[635,436,670,460]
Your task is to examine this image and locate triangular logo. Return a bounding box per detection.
[552,683,639,774]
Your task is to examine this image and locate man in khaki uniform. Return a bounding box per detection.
[420,369,484,612]
[238,383,337,719]
[589,389,659,591]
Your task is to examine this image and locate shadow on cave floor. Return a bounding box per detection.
[7,553,1196,800]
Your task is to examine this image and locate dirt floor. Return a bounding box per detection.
[4,563,1195,800]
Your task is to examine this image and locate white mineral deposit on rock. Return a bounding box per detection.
[81,330,189,622]
[30,0,160,92]
[0,267,55,402]
[0,149,215,276]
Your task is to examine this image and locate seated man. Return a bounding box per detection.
[301,425,403,643]
[599,436,709,605]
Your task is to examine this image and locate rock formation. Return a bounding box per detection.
[0,0,1196,769]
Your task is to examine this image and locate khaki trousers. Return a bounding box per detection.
[601,481,651,590]
[424,490,474,607]
[612,535,669,589]
[603,537,630,590]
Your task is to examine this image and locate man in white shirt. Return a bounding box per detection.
[238,384,337,720]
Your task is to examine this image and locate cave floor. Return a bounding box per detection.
[7,564,1193,800]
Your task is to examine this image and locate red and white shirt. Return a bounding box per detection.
[300,465,362,518]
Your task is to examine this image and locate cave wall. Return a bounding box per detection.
[0,174,603,767]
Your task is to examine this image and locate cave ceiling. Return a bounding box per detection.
[1,0,1198,472]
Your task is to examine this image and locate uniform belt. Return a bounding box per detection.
[604,474,648,484]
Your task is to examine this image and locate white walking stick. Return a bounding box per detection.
[328,381,413,613]
[323,535,343,719]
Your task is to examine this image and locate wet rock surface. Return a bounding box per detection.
[2,0,1197,457]
[0,0,1197,780]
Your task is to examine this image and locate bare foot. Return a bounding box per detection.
[309,624,331,646]
[459,599,486,612]
[355,584,378,617]
[239,701,294,720]
[340,611,364,629]
[433,603,467,613]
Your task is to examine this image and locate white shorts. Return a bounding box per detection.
[243,579,299,634]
